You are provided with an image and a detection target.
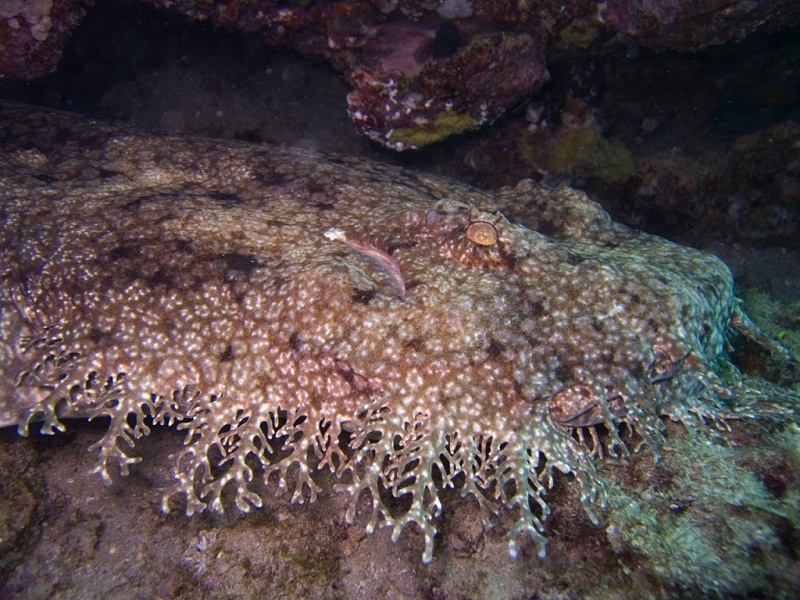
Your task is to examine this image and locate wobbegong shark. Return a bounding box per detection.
[0,102,793,562]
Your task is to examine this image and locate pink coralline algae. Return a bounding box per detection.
[602,0,800,49]
[346,32,548,150]
[0,104,794,562]
[0,0,86,79]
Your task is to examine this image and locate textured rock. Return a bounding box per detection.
[0,0,86,79]
[0,102,796,569]
[5,1,800,148]
[346,31,548,150]
[604,0,800,49]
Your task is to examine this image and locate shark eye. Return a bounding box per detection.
[465,221,498,247]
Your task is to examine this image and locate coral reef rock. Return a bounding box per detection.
[4,0,800,147]
[0,0,86,79]
[0,102,796,566]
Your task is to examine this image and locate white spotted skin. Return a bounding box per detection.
[0,103,778,563]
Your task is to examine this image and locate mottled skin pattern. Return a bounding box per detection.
[0,103,785,562]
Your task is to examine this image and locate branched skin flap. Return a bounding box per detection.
[0,103,787,563]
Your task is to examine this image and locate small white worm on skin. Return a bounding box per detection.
[324,228,407,301]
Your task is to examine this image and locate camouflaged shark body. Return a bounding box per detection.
[0,103,790,562]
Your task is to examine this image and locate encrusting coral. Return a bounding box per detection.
[0,103,795,563]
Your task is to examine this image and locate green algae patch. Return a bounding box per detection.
[550,128,635,181]
[554,23,599,51]
[736,287,800,410]
[739,287,800,363]
[601,431,800,598]
[389,111,475,148]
